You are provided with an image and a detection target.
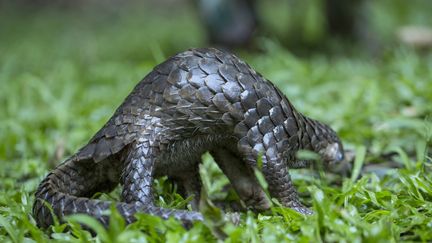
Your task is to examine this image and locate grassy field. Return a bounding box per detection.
[1,1,431,242]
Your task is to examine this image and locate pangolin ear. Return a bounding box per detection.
[334,143,344,162]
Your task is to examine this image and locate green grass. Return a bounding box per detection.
[1,1,432,242]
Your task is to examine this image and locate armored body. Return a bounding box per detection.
[33,48,343,227]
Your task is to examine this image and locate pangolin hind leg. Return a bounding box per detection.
[168,165,202,211]
[120,141,203,224]
[121,141,155,206]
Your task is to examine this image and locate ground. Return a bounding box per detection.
[0,1,431,242]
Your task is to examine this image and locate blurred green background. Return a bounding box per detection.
[0,0,431,242]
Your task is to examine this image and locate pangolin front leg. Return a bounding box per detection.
[211,148,271,211]
[237,143,312,214]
